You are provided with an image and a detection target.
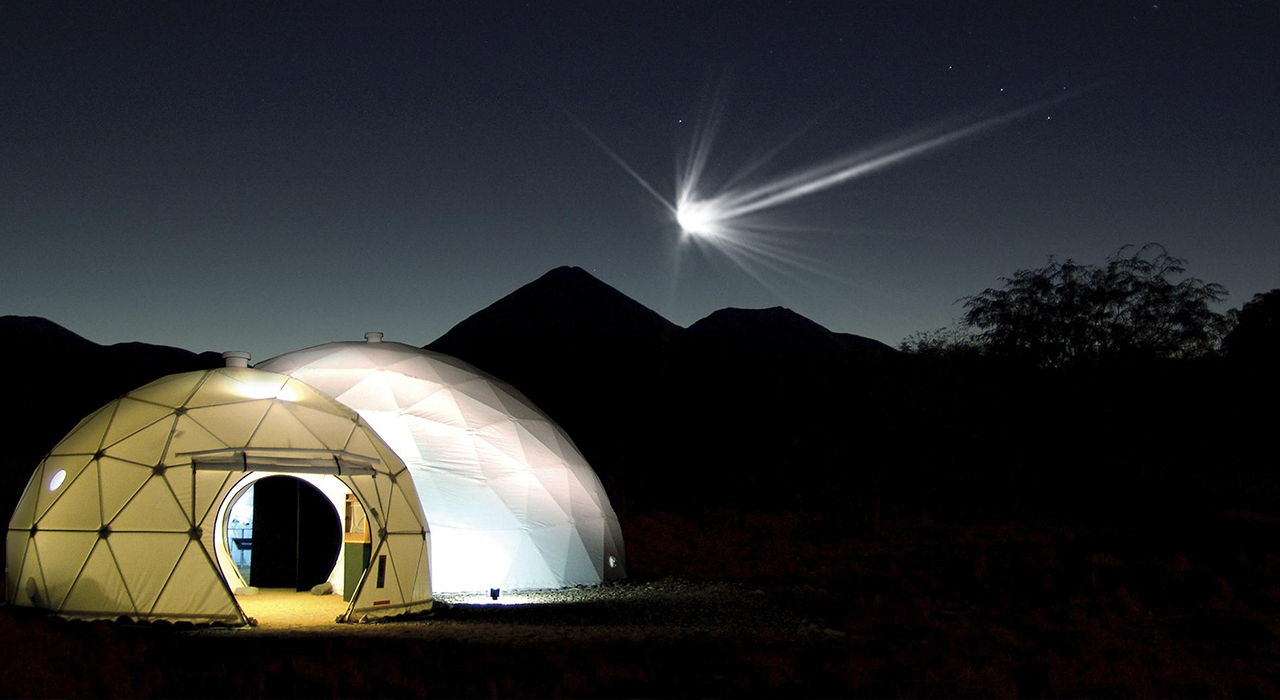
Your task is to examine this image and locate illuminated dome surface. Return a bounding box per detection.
[257,337,626,592]
[6,367,431,623]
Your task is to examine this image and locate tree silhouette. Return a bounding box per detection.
[903,244,1230,368]
[1224,289,1280,364]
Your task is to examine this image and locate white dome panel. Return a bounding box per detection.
[258,339,626,592]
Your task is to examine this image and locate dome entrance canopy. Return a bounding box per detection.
[190,448,379,475]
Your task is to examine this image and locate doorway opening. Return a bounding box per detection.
[223,475,342,591]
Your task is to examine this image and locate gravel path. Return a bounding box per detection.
[198,576,824,642]
[1,577,851,698]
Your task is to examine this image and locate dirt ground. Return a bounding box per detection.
[3,509,1280,697]
[0,577,844,698]
[234,589,351,629]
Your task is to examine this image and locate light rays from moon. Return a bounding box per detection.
[674,90,1084,238]
[575,86,1091,294]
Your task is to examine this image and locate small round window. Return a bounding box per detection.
[47,469,67,491]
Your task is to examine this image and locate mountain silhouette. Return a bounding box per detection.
[680,306,895,381]
[0,316,222,518]
[429,265,680,389]
[0,271,984,525]
[428,267,906,513]
[426,267,1278,521]
[3,265,1263,530]
[428,267,683,505]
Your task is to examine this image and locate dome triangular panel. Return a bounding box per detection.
[385,356,442,383]
[103,399,174,448]
[34,454,94,522]
[428,355,489,384]
[110,533,189,615]
[51,405,113,456]
[388,374,441,409]
[104,417,175,467]
[320,346,384,370]
[33,531,98,611]
[99,459,155,524]
[127,372,204,409]
[246,402,325,450]
[61,541,130,618]
[506,534,560,589]
[514,422,570,469]
[450,391,507,431]
[386,534,424,601]
[186,371,279,409]
[111,476,189,532]
[451,378,505,411]
[39,461,102,531]
[166,415,231,461]
[406,390,467,428]
[149,541,237,622]
[494,389,550,423]
[284,403,357,451]
[6,530,37,602]
[295,368,367,403]
[185,401,272,450]
[16,535,47,606]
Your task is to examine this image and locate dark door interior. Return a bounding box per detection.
[249,476,342,591]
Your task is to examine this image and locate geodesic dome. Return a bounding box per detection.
[6,366,432,624]
[257,334,625,592]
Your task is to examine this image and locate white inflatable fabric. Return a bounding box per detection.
[258,336,625,592]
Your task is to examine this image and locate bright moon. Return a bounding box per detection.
[675,199,722,238]
[573,85,1089,291]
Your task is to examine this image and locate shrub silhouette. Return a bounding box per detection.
[1224,288,1280,365]
[904,244,1230,369]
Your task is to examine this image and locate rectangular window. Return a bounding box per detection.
[344,494,370,543]
[376,555,387,589]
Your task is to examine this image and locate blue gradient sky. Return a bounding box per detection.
[3,2,1277,358]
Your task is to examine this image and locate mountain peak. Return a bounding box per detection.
[427,267,681,386]
[538,265,598,283]
[691,306,831,333]
[517,266,668,321]
[686,305,896,359]
[426,267,683,442]
[431,267,680,351]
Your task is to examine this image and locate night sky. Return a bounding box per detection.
[3,2,1277,358]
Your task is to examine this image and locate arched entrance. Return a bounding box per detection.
[205,459,431,626]
[225,476,342,591]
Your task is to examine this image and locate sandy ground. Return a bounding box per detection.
[4,512,1280,697]
[207,577,817,641]
[0,577,846,698]
[234,589,351,629]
